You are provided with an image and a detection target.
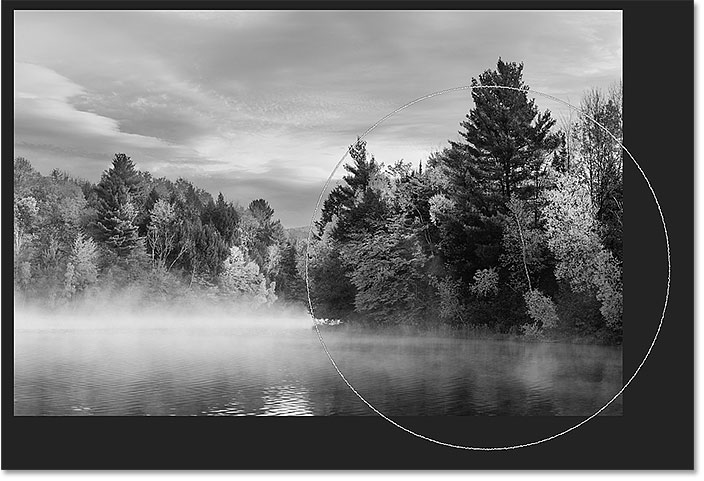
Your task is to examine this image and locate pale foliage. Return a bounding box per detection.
[428,193,456,225]
[469,268,499,297]
[543,172,623,329]
[501,197,545,290]
[368,167,395,204]
[523,289,559,329]
[147,199,179,269]
[220,246,262,295]
[64,232,99,296]
[14,196,38,252]
[219,246,276,306]
[264,243,282,280]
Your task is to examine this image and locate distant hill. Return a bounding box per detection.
[285,226,311,242]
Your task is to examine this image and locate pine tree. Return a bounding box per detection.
[434,59,559,283]
[453,58,558,207]
[274,240,306,302]
[202,193,239,245]
[95,154,144,256]
[317,138,384,240]
[245,199,284,271]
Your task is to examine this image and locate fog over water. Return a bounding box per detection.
[14,298,622,418]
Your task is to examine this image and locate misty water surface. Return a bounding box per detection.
[14,312,622,416]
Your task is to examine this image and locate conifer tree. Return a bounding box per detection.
[274,240,305,302]
[435,59,559,282]
[317,138,384,241]
[95,154,144,256]
[453,58,558,207]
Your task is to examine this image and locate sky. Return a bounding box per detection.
[13,10,622,227]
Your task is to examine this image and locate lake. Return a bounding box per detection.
[14,322,622,416]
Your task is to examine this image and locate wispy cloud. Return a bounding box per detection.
[13,10,621,226]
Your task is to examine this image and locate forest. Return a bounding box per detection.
[13,153,308,314]
[307,60,623,344]
[13,59,623,344]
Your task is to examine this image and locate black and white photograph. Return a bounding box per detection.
[5,1,694,471]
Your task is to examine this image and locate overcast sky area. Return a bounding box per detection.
[14,10,621,227]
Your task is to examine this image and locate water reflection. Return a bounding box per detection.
[14,327,622,416]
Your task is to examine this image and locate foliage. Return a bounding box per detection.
[519,322,545,341]
[219,246,266,295]
[67,233,99,293]
[340,215,431,325]
[13,154,289,311]
[306,225,356,320]
[274,240,306,303]
[543,171,622,332]
[146,199,179,269]
[94,154,143,256]
[571,83,623,261]
[431,276,466,324]
[469,268,500,297]
[499,197,550,292]
[317,138,384,241]
[523,289,559,329]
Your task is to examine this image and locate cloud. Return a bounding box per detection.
[13,62,202,175]
[13,10,622,227]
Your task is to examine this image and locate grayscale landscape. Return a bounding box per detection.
[14,10,623,416]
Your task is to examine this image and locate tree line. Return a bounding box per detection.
[13,154,308,311]
[13,58,622,343]
[307,59,623,343]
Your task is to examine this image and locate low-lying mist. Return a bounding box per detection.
[14,290,315,331]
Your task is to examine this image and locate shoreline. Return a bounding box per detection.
[313,322,622,347]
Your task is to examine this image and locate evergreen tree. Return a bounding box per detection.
[317,138,384,241]
[454,58,558,206]
[434,59,559,283]
[245,199,284,271]
[274,240,306,302]
[94,154,144,256]
[201,193,239,246]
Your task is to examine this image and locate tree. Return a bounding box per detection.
[64,232,99,297]
[176,218,230,282]
[340,214,431,325]
[572,83,623,261]
[306,221,356,320]
[14,157,42,197]
[94,154,144,256]
[429,59,560,294]
[202,193,239,245]
[499,197,550,293]
[274,240,306,303]
[219,246,263,294]
[317,139,384,241]
[14,196,38,254]
[242,199,284,273]
[146,199,180,269]
[219,245,276,306]
[454,58,559,206]
[543,171,622,333]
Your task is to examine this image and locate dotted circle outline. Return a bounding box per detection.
[303,85,670,450]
